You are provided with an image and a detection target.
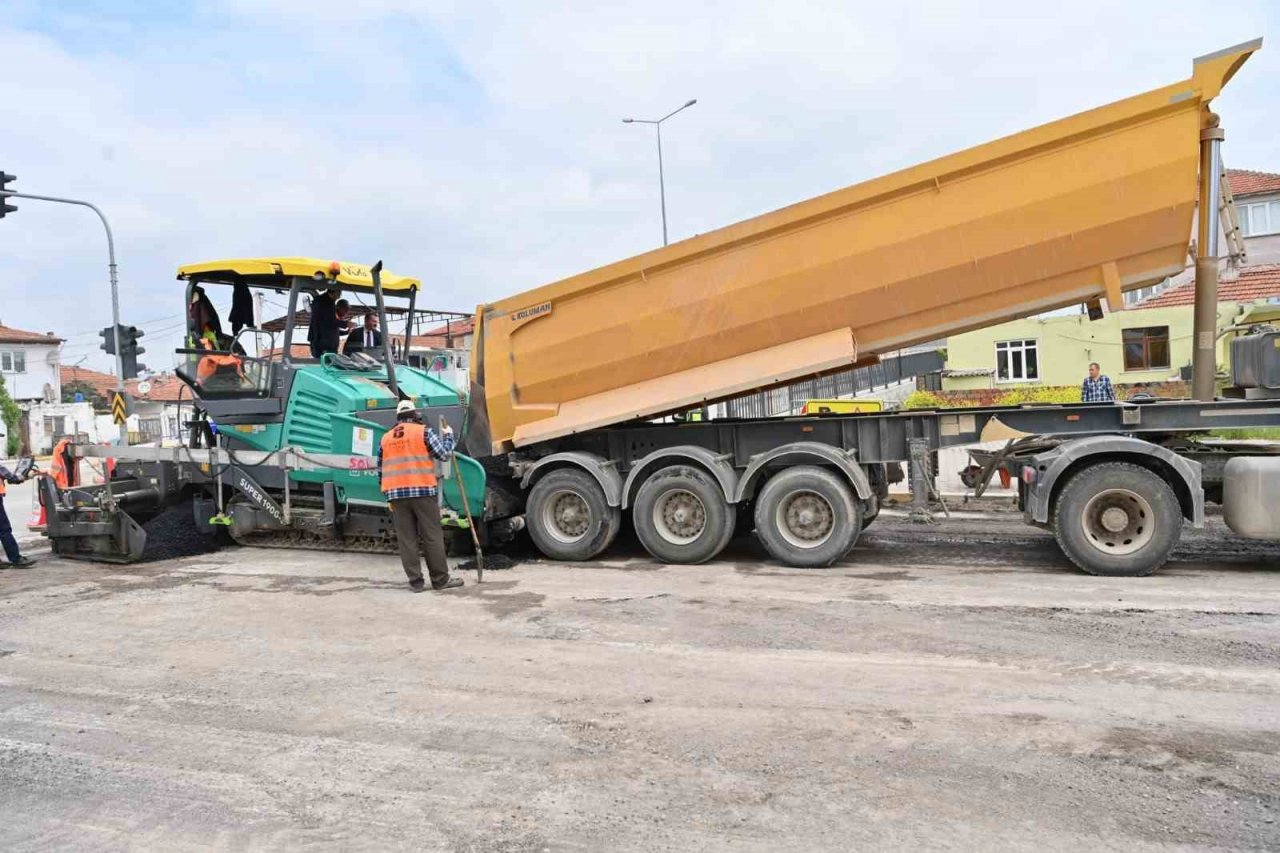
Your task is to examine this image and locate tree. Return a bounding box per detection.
[62,380,110,412]
[0,375,20,457]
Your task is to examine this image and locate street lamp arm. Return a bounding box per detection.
[1,189,125,396]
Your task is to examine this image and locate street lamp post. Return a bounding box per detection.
[2,186,131,446]
[623,98,697,246]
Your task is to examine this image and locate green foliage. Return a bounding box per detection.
[993,385,1082,406]
[0,375,20,457]
[1210,427,1280,440]
[62,380,109,412]
[903,390,980,410]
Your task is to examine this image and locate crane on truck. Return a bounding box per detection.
[40,38,1280,576]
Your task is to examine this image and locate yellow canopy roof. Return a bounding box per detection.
[177,257,421,293]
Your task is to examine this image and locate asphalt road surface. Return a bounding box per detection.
[1,509,1278,851]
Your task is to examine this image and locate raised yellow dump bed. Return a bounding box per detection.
[474,40,1260,454]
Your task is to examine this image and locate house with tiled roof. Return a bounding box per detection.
[52,365,190,447]
[1134,263,1280,309]
[1227,169,1280,266]
[0,323,63,402]
[941,170,1280,392]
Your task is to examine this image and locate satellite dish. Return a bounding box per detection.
[136,381,152,395]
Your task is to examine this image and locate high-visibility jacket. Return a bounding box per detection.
[50,438,77,489]
[195,337,244,384]
[379,422,437,495]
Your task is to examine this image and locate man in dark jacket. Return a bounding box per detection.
[0,462,36,568]
[345,313,383,355]
[307,287,342,358]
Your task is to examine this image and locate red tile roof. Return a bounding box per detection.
[264,344,315,360]
[0,324,63,344]
[60,366,190,403]
[1226,169,1280,198]
[60,365,118,397]
[129,373,187,402]
[1136,263,1280,308]
[420,316,474,338]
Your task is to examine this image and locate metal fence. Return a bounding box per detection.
[725,350,945,419]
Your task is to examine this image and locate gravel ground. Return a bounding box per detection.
[1,509,1277,851]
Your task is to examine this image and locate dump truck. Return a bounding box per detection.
[44,39,1280,576]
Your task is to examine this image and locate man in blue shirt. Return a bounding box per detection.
[1081,362,1116,402]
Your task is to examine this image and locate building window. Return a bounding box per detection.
[43,416,66,438]
[1,351,26,373]
[1240,200,1280,237]
[1122,326,1170,371]
[138,418,163,442]
[995,339,1039,382]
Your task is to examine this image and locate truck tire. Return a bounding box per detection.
[1052,462,1183,577]
[633,466,734,564]
[753,466,862,568]
[526,468,621,561]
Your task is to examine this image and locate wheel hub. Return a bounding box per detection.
[1080,488,1154,556]
[655,489,706,545]
[1100,506,1130,533]
[777,491,835,548]
[543,490,591,543]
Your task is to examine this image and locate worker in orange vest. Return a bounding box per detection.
[0,462,37,568]
[49,437,78,490]
[379,400,463,592]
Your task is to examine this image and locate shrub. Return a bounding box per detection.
[993,385,1082,406]
[0,376,19,457]
[903,391,981,410]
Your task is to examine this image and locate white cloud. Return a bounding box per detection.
[1,1,1276,370]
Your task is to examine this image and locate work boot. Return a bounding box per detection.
[433,577,464,591]
[6,556,36,569]
[409,580,426,593]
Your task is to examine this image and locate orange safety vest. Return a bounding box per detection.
[195,338,245,384]
[50,438,77,489]
[379,422,437,495]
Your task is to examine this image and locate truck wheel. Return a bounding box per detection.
[633,466,733,564]
[526,469,621,561]
[753,466,862,567]
[1052,462,1183,577]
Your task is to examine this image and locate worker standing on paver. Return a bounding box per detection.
[379,400,464,593]
[0,462,36,569]
[49,436,78,489]
[1081,362,1116,402]
[307,286,342,358]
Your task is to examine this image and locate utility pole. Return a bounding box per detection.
[623,99,697,246]
[0,180,130,444]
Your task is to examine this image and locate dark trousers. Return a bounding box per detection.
[0,496,22,564]
[389,495,450,588]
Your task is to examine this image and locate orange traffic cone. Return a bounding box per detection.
[27,477,47,531]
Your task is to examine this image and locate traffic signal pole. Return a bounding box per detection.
[0,187,129,446]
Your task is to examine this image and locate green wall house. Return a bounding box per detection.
[942,302,1240,391]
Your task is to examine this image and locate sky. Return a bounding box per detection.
[0,0,1277,373]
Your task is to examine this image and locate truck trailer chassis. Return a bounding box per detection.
[44,396,1280,576]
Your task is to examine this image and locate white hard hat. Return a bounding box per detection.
[395,400,417,416]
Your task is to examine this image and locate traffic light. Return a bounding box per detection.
[0,172,16,218]
[121,350,147,380]
[99,325,146,377]
[120,325,145,355]
[120,326,145,380]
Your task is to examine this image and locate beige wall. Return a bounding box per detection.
[943,303,1240,391]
